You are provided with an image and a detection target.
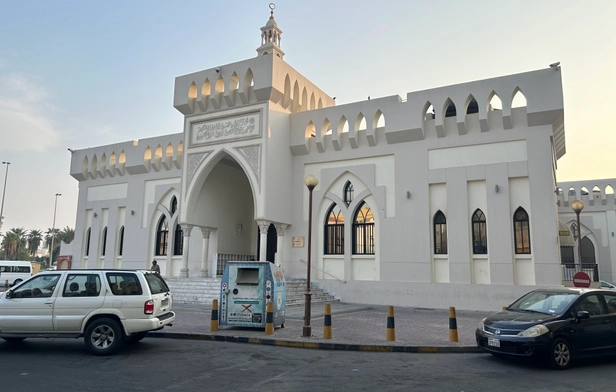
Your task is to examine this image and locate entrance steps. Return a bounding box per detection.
[164,276,339,307]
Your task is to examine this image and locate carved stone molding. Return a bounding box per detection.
[186,151,211,193]
[181,224,194,237]
[274,224,288,236]
[257,220,270,234]
[199,226,213,239]
[191,112,261,146]
[235,144,261,184]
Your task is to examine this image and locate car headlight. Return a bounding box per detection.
[517,324,549,338]
[477,317,486,330]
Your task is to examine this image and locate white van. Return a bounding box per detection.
[0,261,33,286]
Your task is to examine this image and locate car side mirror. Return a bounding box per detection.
[5,290,12,299]
[576,310,590,321]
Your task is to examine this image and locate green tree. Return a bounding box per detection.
[2,229,27,260]
[59,226,75,244]
[27,229,43,257]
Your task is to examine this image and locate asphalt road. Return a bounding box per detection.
[1,337,616,392]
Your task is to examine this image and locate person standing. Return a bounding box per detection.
[151,260,161,273]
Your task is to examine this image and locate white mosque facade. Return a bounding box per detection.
[62,10,616,311]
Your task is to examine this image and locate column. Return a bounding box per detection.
[274,224,288,266]
[257,220,270,262]
[199,226,212,278]
[180,224,194,278]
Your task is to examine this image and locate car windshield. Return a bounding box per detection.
[508,291,579,315]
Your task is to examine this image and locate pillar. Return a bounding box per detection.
[275,224,288,266]
[180,224,194,278]
[199,226,212,278]
[257,220,270,262]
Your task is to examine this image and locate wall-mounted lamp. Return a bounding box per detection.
[406,191,411,199]
[93,212,98,218]
[495,185,499,193]
[130,210,135,216]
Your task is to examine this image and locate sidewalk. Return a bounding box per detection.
[150,302,491,353]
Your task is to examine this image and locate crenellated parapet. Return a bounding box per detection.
[289,67,565,156]
[70,133,183,181]
[557,179,616,209]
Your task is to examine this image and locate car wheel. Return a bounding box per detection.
[12,279,22,286]
[2,337,26,343]
[125,331,147,343]
[84,318,123,356]
[549,338,573,370]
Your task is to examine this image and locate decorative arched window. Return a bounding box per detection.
[156,215,169,256]
[118,226,124,256]
[101,227,108,256]
[434,211,447,254]
[513,207,531,254]
[581,237,595,264]
[343,181,354,206]
[324,204,344,254]
[472,209,487,254]
[85,228,91,256]
[171,196,178,215]
[174,224,183,255]
[353,201,374,255]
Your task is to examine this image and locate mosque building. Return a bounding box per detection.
[61,6,616,310]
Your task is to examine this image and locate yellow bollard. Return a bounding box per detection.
[4,280,7,287]
[265,301,274,335]
[323,303,332,339]
[210,299,219,332]
[449,306,459,342]
[386,305,396,341]
[502,306,508,311]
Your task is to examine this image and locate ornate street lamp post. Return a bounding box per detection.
[0,161,10,235]
[571,200,584,264]
[303,174,318,337]
[49,193,62,267]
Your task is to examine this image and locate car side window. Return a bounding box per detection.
[11,274,61,298]
[603,293,616,314]
[63,274,102,297]
[106,273,143,296]
[575,294,603,316]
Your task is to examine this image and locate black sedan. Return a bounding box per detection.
[476,287,616,369]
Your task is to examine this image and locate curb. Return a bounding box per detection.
[148,332,484,354]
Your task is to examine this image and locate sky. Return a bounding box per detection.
[0,0,615,235]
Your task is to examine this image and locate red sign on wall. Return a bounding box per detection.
[573,271,591,288]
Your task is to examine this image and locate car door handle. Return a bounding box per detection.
[44,301,53,305]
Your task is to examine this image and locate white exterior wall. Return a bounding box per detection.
[65,15,573,310]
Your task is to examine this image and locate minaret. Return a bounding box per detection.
[256,3,285,59]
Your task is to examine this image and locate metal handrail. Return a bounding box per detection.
[298,259,347,283]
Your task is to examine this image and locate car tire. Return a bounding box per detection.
[84,318,123,356]
[12,279,22,286]
[125,331,147,343]
[2,337,26,343]
[549,338,573,370]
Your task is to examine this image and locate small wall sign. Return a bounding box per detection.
[292,236,305,248]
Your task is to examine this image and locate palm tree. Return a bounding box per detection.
[59,226,75,244]
[2,232,20,259]
[8,227,27,257]
[27,229,43,257]
[45,228,61,255]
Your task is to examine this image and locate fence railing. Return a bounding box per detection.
[215,253,255,276]
[561,263,599,282]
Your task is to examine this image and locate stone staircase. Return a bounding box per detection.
[164,276,339,307]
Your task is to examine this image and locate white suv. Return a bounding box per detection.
[0,269,175,355]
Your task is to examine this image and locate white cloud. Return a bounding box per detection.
[0,72,60,152]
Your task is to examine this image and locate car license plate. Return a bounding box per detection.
[161,298,169,306]
[488,337,500,348]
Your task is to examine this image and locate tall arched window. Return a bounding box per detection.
[581,237,595,264]
[101,227,108,256]
[118,226,124,256]
[85,228,91,256]
[171,196,178,215]
[434,211,447,254]
[353,201,374,255]
[344,181,354,206]
[156,215,169,256]
[174,224,183,255]
[513,207,531,254]
[472,209,487,254]
[324,204,344,254]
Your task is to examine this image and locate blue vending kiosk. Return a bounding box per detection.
[219,261,286,329]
